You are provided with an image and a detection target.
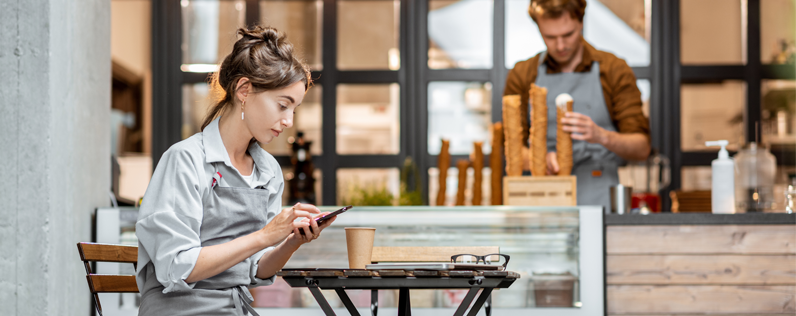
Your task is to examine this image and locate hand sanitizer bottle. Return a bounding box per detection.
[705,140,736,214]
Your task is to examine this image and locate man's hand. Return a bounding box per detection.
[560,112,651,161]
[561,112,608,145]
[546,152,559,175]
[520,146,531,171]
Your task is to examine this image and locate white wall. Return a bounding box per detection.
[0,0,111,315]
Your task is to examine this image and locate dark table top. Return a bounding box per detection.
[277,269,520,290]
[605,212,795,225]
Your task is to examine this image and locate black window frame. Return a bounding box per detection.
[152,0,794,208]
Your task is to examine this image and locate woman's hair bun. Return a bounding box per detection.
[202,24,311,131]
[237,25,283,53]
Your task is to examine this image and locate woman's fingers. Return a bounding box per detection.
[308,216,320,238]
[293,202,321,214]
[292,210,315,222]
[318,216,336,229]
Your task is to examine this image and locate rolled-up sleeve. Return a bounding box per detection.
[136,146,205,293]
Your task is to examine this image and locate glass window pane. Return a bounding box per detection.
[428,0,493,69]
[281,167,322,206]
[759,80,795,212]
[681,81,746,151]
[182,82,212,139]
[584,0,650,66]
[182,0,246,66]
[260,0,323,70]
[681,166,713,191]
[761,0,796,64]
[761,79,796,154]
[336,84,400,154]
[680,0,745,65]
[505,0,650,69]
[428,167,492,206]
[637,79,651,118]
[337,0,400,70]
[260,85,323,155]
[337,168,400,205]
[428,82,492,154]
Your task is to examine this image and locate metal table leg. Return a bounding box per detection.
[452,288,480,316]
[485,294,492,316]
[397,288,411,316]
[466,288,493,316]
[371,290,378,316]
[307,280,336,316]
[335,289,361,316]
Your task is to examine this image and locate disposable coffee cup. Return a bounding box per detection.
[344,227,376,269]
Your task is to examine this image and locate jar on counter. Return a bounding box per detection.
[734,142,777,212]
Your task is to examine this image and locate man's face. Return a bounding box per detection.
[536,13,583,65]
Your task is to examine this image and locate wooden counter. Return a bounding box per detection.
[605,213,796,315]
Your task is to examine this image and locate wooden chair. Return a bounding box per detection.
[77,242,139,316]
[370,246,501,316]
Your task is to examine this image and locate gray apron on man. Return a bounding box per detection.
[534,52,624,212]
[139,164,274,316]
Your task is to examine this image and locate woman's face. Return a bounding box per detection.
[244,81,306,144]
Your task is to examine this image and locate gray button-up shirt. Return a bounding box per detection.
[136,117,283,293]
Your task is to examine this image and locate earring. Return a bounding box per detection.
[241,100,245,120]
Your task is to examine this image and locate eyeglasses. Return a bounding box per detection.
[450,253,511,269]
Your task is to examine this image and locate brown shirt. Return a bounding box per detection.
[503,39,651,146]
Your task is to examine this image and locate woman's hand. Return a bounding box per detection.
[258,203,319,247]
[286,211,337,246]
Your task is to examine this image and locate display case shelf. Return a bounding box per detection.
[94,205,604,316]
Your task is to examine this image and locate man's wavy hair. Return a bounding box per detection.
[528,0,587,23]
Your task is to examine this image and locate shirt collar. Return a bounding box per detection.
[543,38,596,73]
[248,141,275,180]
[202,117,275,180]
[202,117,231,166]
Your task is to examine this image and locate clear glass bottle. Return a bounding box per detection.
[734,142,777,212]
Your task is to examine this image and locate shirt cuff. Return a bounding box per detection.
[161,247,202,293]
[249,247,276,287]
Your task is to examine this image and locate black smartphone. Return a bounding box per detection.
[299,205,352,235]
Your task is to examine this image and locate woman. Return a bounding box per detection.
[135,26,333,315]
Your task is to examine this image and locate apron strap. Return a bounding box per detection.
[232,286,260,316]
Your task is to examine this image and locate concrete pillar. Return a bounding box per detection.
[0,0,110,315]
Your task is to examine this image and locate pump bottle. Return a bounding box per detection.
[705,140,736,214]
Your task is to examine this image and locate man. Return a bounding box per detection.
[504,0,651,210]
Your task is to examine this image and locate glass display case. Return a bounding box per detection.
[94,206,604,316]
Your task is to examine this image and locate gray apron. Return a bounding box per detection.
[534,52,624,212]
[139,164,275,316]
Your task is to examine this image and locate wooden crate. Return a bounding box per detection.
[502,176,576,206]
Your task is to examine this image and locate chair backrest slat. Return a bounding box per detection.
[77,242,139,315]
[371,246,500,263]
[88,275,139,293]
[77,242,138,263]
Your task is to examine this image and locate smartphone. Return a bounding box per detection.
[299,205,352,235]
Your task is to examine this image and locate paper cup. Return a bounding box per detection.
[344,227,376,269]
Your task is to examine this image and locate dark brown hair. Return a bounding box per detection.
[201,25,312,130]
[528,0,587,23]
